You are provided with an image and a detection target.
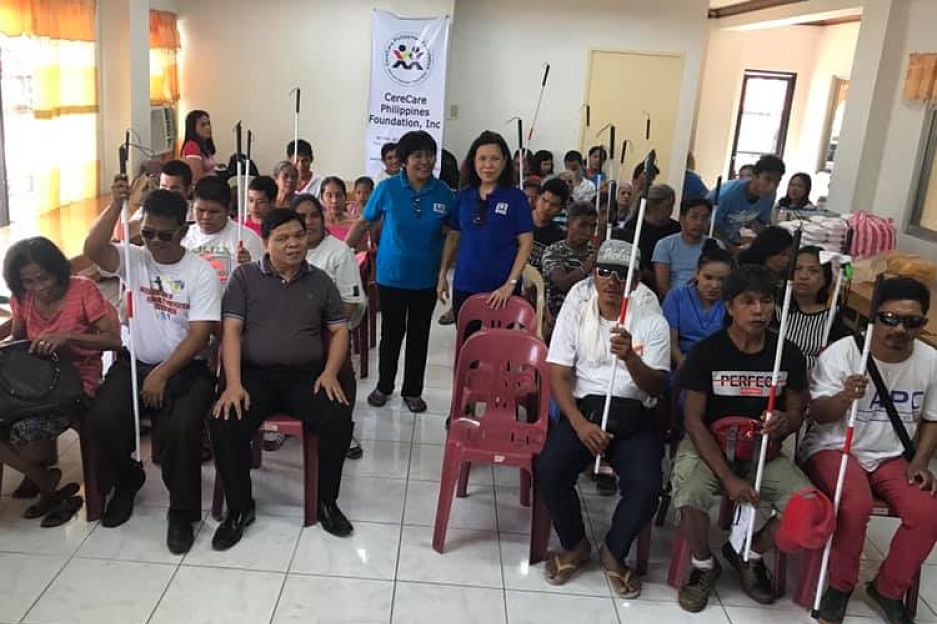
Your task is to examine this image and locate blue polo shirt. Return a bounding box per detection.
[662,284,726,354]
[449,185,534,293]
[709,178,775,244]
[363,172,454,290]
[652,233,722,287]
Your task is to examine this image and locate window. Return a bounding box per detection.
[908,104,937,240]
[729,70,797,177]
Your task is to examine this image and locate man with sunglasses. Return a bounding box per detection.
[84,180,221,554]
[802,277,937,624]
[536,239,670,596]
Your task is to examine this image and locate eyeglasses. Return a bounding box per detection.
[473,199,486,226]
[412,196,422,219]
[596,266,627,281]
[140,227,180,242]
[877,312,927,329]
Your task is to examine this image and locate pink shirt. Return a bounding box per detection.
[10,277,118,396]
[182,140,218,177]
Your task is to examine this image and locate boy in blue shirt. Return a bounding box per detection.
[709,155,784,251]
[653,197,718,297]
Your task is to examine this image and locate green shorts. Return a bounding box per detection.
[670,438,810,514]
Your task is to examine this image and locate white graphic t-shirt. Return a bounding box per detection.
[801,336,937,471]
[105,244,222,365]
[182,220,265,285]
[306,234,366,328]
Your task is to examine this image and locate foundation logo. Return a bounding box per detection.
[384,33,432,86]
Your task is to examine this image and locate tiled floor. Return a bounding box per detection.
[3,319,937,623]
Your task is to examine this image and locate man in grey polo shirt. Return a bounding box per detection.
[210,209,354,550]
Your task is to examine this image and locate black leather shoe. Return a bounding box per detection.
[167,510,195,554]
[318,501,353,537]
[211,504,256,551]
[101,463,146,528]
[367,388,389,407]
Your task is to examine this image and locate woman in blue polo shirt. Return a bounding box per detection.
[346,131,454,414]
[439,131,534,320]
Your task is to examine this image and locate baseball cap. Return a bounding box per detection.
[775,487,834,553]
[596,239,640,271]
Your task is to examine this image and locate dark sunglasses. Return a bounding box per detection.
[473,199,486,226]
[140,227,180,242]
[877,312,927,329]
[596,266,627,281]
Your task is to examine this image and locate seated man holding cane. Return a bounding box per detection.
[536,239,670,597]
[801,277,937,624]
[210,209,354,550]
[672,264,811,613]
[84,183,221,554]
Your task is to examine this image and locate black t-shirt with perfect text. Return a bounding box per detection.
[679,328,807,426]
[530,222,566,271]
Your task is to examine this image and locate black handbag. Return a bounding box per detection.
[0,341,84,427]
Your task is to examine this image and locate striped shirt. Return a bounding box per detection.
[778,301,849,371]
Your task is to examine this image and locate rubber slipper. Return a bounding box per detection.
[601,545,641,598]
[544,547,590,586]
[346,440,364,460]
[40,496,83,528]
[12,477,40,499]
[24,481,78,519]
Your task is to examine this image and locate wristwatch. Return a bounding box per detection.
[509,279,519,286]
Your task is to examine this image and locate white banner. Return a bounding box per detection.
[365,10,450,178]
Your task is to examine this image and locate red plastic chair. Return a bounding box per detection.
[792,497,920,618]
[454,294,537,363]
[433,330,552,563]
[211,415,320,526]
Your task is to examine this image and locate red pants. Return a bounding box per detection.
[804,451,937,598]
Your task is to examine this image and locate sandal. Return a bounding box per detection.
[544,542,591,586]
[40,496,83,528]
[24,480,79,519]
[601,545,641,598]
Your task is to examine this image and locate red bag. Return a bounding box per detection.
[709,416,780,462]
[848,211,896,259]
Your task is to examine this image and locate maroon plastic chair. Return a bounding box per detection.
[792,497,920,618]
[433,330,552,562]
[454,294,537,363]
[211,415,320,527]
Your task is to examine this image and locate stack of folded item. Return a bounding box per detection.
[777,215,850,253]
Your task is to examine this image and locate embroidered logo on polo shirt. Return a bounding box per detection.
[433,202,447,214]
[494,202,509,215]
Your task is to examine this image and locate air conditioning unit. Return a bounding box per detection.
[150,106,177,157]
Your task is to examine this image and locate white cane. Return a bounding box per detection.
[742,228,803,561]
[119,131,142,462]
[242,130,252,237]
[235,122,244,243]
[812,274,883,615]
[820,253,852,349]
[595,151,657,474]
[708,176,722,239]
[290,87,301,166]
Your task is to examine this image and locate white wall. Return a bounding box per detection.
[445,0,709,191]
[866,0,936,258]
[176,0,453,181]
[692,22,859,197]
